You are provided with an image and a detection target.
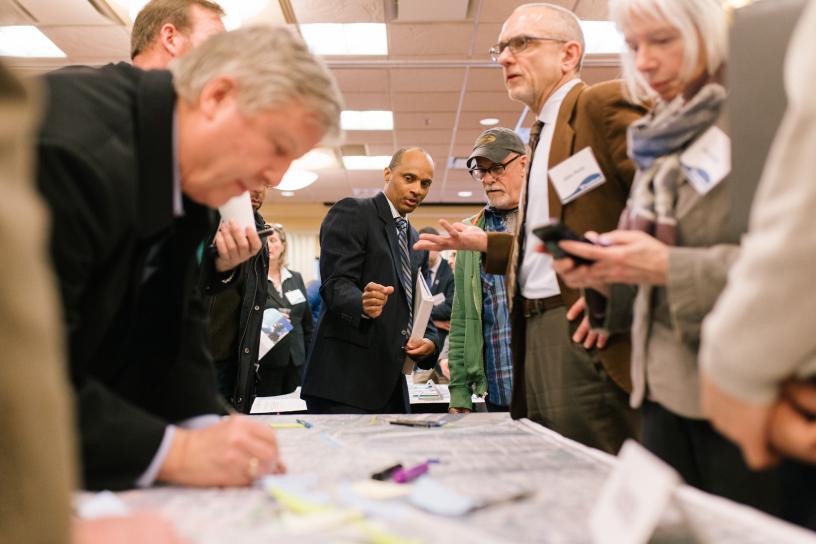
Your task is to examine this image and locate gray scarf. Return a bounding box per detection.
[620,83,726,245]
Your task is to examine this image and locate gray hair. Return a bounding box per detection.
[609,0,728,102]
[514,3,586,72]
[170,25,344,144]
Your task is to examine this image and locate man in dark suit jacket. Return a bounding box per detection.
[416,4,644,453]
[34,27,342,490]
[302,148,439,413]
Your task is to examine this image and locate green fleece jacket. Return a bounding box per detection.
[448,211,488,410]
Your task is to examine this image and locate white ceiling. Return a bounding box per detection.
[1,0,623,205]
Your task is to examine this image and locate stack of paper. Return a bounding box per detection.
[402,274,434,375]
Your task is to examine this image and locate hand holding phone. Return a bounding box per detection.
[532,219,596,266]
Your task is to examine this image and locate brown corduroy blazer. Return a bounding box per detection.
[484,79,647,419]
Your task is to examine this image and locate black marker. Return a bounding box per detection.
[371,463,403,481]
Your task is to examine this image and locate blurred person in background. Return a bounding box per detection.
[256,224,314,396]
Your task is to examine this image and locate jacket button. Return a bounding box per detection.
[401,329,407,336]
[237,396,243,403]
[244,347,250,354]
[254,305,260,311]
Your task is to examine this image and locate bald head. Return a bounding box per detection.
[507,3,585,70]
[497,3,585,112]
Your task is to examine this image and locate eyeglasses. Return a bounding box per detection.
[468,153,523,181]
[489,35,566,62]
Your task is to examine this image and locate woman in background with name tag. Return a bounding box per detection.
[257,224,314,397]
[550,0,780,515]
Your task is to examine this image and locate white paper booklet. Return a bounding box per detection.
[402,274,435,374]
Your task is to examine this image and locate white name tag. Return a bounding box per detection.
[681,125,730,195]
[590,440,681,544]
[548,146,606,204]
[284,289,306,305]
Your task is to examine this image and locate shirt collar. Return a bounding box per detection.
[538,78,582,124]
[383,191,403,219]
[281,267,293,282]
[172,107,184,217]
[429,258,441,275]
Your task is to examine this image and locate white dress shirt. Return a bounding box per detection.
[519,78,582,299]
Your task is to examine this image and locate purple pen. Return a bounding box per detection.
[392,462,430,483]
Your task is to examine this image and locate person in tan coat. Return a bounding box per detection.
[417,3,643,454]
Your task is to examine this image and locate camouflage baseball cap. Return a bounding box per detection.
[466,127,526,169]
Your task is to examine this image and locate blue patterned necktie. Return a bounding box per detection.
[395,217,413,328]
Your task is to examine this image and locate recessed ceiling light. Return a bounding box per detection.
[341,111,394,131]
[291,148,337,170]
[0,26,66,58]
[580,21,625,54]
[342,156,391,170]
[479,118,500,126]
[276,169,318,191]
[300,23,388,56]
[280,191,295,197]
[458,191,473,198]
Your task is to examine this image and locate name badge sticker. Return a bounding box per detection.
[549,147,607,204]
[285,289,306,305]
[680,125,730,195]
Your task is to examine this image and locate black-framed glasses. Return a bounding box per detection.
[489,35,566,62]
[468,153,523,181]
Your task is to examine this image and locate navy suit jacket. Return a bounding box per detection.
[302,192,438,411]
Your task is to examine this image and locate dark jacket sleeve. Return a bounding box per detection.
[430,260,455,322]
[318,198,369,329]
[37,143,169,490]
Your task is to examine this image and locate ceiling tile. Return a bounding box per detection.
[389,68,465,92]
[332,69,390,92]
[341,92,392,109]
[396,129,454,145]
[42,25,129,62]
[292,0,385,23]
[391,92,459,112]
[389,23,473,57]
[465,67,505,91]
[394,112,457,130]
[342,130,395,145]
[461,91,518,112]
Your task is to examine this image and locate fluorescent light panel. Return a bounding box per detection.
[341,110,393,131]
[343,156,391,170]
[276,169,318,191]
[580,21,625,54]
[0,26,65,58]
[300,23,387,56]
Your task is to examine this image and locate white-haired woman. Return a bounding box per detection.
[551,0,780,513]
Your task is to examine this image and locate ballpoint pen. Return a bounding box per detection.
[295,418,313,429]
[389,419,443,428]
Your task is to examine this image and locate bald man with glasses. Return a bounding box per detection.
[418,3,645,453]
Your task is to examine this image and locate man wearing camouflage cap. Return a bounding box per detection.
[447,127,527,412]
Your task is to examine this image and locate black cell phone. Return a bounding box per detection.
[257,226,275,239]
[205,226,275,258]
[532,219,595,266]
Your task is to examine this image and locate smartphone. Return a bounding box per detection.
[205,226,275,258]
[257,226,275,239]
[532,219,595,266]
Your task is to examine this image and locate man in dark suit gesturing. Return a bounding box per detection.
[303,148,439,414]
